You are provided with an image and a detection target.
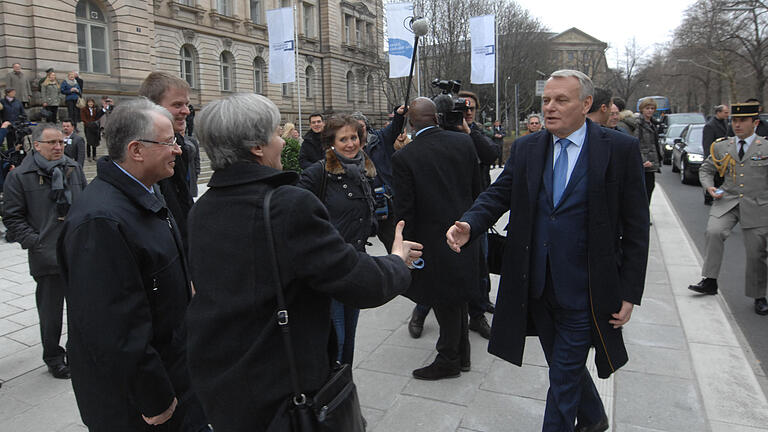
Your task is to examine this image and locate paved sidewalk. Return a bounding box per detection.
[0,180,767,431]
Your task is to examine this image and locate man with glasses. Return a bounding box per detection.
[527,114,543,133]
[57,99,209,430]
[3,123,86,379]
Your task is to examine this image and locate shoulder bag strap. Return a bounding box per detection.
[319,160,328,203]
[263,187,307,405]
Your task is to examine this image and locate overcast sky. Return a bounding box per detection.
[512,0,697,65]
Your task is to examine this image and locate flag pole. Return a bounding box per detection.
[292,1,303,135]
[494,15,499,123]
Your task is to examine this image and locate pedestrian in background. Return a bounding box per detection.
[702,104,731,205]
[60,72,81,128]
[634,97,662,204]
[5,63,31,107]
[39,71,60,123]
[80,97,104,161]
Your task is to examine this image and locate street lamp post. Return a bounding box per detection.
[504,76,510,133]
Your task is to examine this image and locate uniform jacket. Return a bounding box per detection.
[298,130,324,170]
[40,81,61,107]
[460,119,649,378]
[392,127,483,306]
[64,134,86,167]
[298,148,377,251]
[57,157,206,431]
[700,135,768,228]
[185,162,410,431]
[3,153,86,277]
[6,71,31,103]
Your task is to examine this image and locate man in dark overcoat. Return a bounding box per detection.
[392,97,483,380]
[447,70,649,432]
[57,99,208,431]
[702,104,730,205]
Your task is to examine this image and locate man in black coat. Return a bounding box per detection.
[61,120,86,167]
[702,105,730,205]
[298,112,325,170]
[392,97,482,380]
[448,70,649,432]
[57,99,208,431]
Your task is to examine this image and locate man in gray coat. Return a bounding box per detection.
[3,123,87,378]
[5,63,31,106]
[689,102,768,315]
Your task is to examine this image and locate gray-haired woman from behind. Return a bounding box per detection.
[185,93,422,431]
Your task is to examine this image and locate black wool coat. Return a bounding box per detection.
[461,120,649,378]
[57,158,206,431]
[391,127,483,306]
[298,148,377,251]
[298,130,324,170]
[185,162,411,432]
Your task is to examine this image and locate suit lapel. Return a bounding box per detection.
[557,138,589,208]
[587,120,610,200]
[527,131,550,210]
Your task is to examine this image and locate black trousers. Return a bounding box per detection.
[33,274,66,366]
[432,302,470,370]
[644,171,655,204]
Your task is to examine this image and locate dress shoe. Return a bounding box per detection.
[688,278,718,295]
[48,364,71,379]
[469,315,491,339]
[412,362,460,380]
[575,414,609,432]
[460,361,471,372]
[408,307,426,338]
[755,297,768,315]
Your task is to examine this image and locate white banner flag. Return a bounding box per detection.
[385,2,414,78]
[470,15,495,84]
[267,7,295,84]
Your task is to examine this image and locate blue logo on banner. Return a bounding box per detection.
[388,38,413,58]
[485,44,495,56]
[284,40,294,52]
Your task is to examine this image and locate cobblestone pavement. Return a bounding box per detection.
[0,180,767,431]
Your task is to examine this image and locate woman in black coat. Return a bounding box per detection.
[185,94,422,432]
[298,115,378,365]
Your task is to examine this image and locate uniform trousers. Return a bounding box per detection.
[433,302,470,370]
[702,205,768,298]
[529,269,604,432]
[33,273,66,366]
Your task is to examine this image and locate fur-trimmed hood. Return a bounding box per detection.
[324,148,377,178]
[618,110,638,123]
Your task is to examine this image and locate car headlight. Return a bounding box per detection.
[687,154,704,162]
[665,144,673,150]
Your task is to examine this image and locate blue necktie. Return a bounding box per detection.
[553,138,571,206]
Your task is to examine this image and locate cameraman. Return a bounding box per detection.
[457,91,500,190]
[1,88,26,150]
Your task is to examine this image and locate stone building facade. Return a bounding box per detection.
[0,0,391,128]
[548,27,609,85]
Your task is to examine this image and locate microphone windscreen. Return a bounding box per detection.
[412,18,429,36]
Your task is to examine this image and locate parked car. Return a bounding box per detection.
[661,123,688,165]
[671,123,705,185]
[660,112,706,135]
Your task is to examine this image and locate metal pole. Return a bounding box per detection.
[293,1,303,135]
[504,77,509,132]
[514,83,519,138]
[494,16,499,122]
[416,44,421,98]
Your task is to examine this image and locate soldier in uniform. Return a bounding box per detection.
[688,102,768,315]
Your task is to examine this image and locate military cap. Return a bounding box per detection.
[731,102,760,117]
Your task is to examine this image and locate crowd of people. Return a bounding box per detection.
[4,61,767,432]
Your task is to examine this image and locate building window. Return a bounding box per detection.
[366,75,374,104]
[75,0,109,74]
[305,66,315,99]
[303,3,316,38]
[180,45,196,88]
[367,23,374,48]
[250,0,262,24]
[179,0,194,5]
[221,51,234,91]
[356,20,363,47]
[346,71,354,102]
[253,57,265,94]
[217,0,232,16]
[344,15,353,45]
[567,51,575,62]
[282,83,292,97]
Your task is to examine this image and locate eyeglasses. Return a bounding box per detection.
[137,137,178,147]
[38,140,66,146]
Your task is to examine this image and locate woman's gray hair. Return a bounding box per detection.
[549,69,594,101]
[105,98,173,162]
[196,93,281,171]
[32,123,60,142]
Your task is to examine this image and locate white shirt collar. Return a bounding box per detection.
[552,120,588,148]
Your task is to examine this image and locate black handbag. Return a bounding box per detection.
[263,188,366,432]
[486,227,506,275]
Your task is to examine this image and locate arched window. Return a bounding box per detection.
[76,0,109,73]
[366,75,374,104]
[346,71,354,103]
[253,57,266,94]
[180,45,196,88]
[305,66,315,99]
[220,51,234,92]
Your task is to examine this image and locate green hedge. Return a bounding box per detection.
[282,137,301,173]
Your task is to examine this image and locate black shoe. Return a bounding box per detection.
[575,414,609,432]
[469,315,491,339]
[460,359,471,372]
[408,307,426,339]
[755,298,768,315]
[412,362,461,380]
[688,278,718,295]
[48,364,71,379]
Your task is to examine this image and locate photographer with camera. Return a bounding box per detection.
[1,88,26,149]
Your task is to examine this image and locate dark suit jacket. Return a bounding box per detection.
[392,127,483,305]
[461,119,649,378]
[64,134,86,167]
[702,116,729,159]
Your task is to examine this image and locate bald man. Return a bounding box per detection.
[391,98,483,380]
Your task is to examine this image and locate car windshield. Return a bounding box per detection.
[667,124,686,138]
[668,113,705,125]
[687,127,704,152]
